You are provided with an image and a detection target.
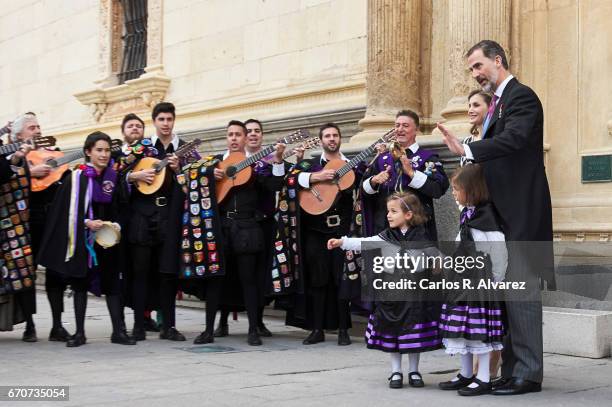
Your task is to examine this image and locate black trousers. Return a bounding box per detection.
[131,244,177,330]
[303,229,351,330]
[206,252,260,332]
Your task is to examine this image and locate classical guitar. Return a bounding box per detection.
[28,139,122,192]
[298,128,396,215]
[215,129,310,203]
[132,138,202,194]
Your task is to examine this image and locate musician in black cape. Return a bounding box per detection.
[286,123,361,346]
[123,102,188,341]
[191,120,286,346]
[37,131,135,347]
[0,113,53,342]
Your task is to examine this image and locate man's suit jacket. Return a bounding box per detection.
[469,77,553,243]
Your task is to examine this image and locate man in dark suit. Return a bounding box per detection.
[438,40,553,395]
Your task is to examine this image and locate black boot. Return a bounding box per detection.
[213,323,229,337]
[159,327,186,341]
[49,326,71,342]
[194,331,214,344]
[337,329,351,346]
[66,332,87,347]
[22,324,37,343]
[144,316,160,332]
[111,330,137,345]
[248,328,262,346]
[256,323,272,337]
[132,327,146,341]
[302,329,325,345]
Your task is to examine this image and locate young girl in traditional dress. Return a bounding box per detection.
[328,192,441,389]
[38,132,133,347]
[437,163,507,396]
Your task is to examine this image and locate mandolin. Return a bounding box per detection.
[132,138,202,194]
[298,128,396,215]
[28,139,121,192]
[215,129,310,203]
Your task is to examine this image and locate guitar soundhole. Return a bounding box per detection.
[47,159,58,168]
[225,166,237,178]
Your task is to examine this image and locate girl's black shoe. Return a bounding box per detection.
[408,371,424,387]
[439,373,475,390]
[458,378,492,396]
[388,372,403,389]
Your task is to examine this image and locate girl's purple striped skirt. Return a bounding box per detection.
[365,310,442,354]
[439,302,505,354]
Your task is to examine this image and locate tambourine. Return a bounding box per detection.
[95,222,121,248]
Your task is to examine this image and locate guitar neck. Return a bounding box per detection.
[0,142,20,156]
[54,150,84,167]
[235,145,275,172]
[152,143,197,172]
[335,136,386,178]
[55,144,122,168]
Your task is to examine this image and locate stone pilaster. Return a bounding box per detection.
[436,0,512,137]
[350,0,422,147]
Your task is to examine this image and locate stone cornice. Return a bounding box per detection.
[74,68,171,122]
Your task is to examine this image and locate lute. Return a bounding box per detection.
[132,138,202,194]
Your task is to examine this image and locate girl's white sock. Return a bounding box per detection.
[454,353,474,382]
[467,352,491,388]
[408,353,420,373]
[390,353,402,380]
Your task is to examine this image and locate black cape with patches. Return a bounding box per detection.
[37,170,118,282]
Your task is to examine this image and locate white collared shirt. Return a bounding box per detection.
[297,152,349,189]
[494,74,514,101]
[150,133,180,152]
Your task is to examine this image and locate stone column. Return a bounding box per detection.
[349,0,423,147]
[436,0,512,136]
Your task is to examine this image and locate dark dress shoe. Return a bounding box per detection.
[248,329,262,346]
[111,330,136,345]
[22,326,37,343]
[256,324,272,337]
[49,327,71,342]
[491,376,511,390]
[439,373,475,390]
[132,327,146,341]
[213,324,229,337]
[337,329,351,346]
[66,333,87,347]
[193,331,214,344]
[302,329,325,345]
[408,371,425,388]
[491,377,542,396]
[458,378,492,396]
[159,327,186,341]
[144,316,160,332]
[388,372,403,389]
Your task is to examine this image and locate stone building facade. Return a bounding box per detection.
[1,1,612,315]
